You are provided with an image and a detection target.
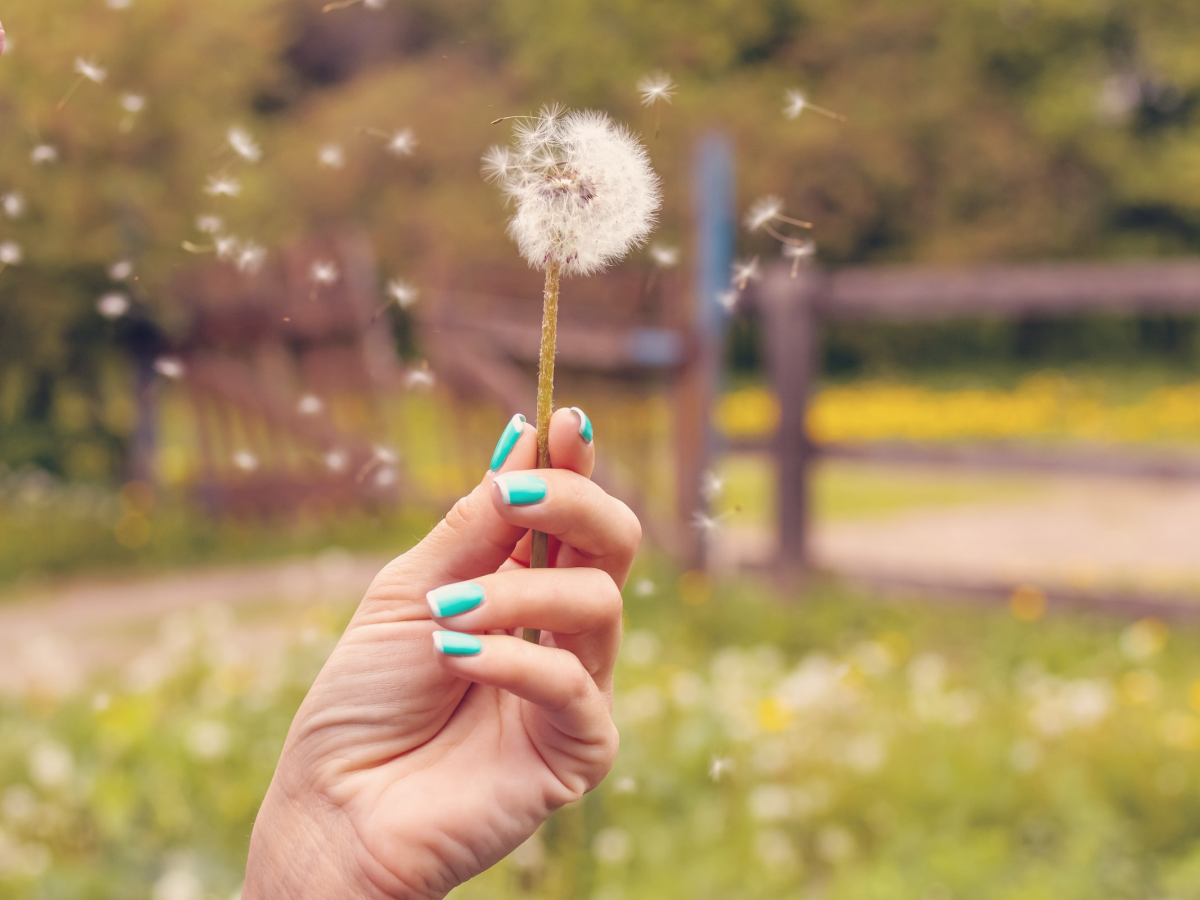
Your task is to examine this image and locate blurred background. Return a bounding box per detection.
[4,0,1200,896]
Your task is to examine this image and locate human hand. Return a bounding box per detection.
[243,407,638,899]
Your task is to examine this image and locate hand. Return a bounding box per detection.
[244,407,639,899]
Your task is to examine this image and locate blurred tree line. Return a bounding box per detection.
[2,0,1200,478]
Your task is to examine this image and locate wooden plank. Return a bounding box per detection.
[820,258,1200,320]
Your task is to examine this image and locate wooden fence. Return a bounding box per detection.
[746,258,1200,612]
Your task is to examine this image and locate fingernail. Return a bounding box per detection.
[494,473,548,506]
[569,407,594,444]
[432,631,483,656]
[427,582,485,618]
[490,413,526,471]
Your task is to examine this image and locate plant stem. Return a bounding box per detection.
[525,261,560,644]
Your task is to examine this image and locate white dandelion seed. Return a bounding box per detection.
[650,244,679,268]
[386,128,417,157]
[386,279,418,309]
[3,192,26,219]
[693,509,733,535]
[731,257,761,291]
[214,235,240,260]
[746,196,784,232]
[205,175,241,197]
[405,365,435,389]
[709,756,734,782]
[235,241,266,274]
[364,0,387,8]
[154,356,185,379]
[74,57,107,84]
[0,241,22,266]
[483,106,662,277]
[318,144,345,169]
[121,93,145,114]
[31,144,58,165]
[374,467,396,488]
[196,215,223,234]
[701,469,724,501]
[297,394,323,415]
[783,239,816,276]
[717,289,739,313]
[373,445,398,465]
[107,0,133,8]
[325,450,348,472]
[310,261,339,285]
[109,259,133,281]
[227,127,262,163]
[783,88,846,122]
[637,72,676,107]
[97,292,130,319]
[233,451,258,472]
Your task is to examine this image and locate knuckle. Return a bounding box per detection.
[591,571,624,621]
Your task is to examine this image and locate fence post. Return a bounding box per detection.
[761,265,823,574]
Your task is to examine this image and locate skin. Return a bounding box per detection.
[243,408,640,899]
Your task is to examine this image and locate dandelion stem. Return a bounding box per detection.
[526,260,560,644]
[655,106,661,140]
[322,0,363,11]
[181,241,215,253]
[807,103,847,122]
[763,222,810,246]
[775,213,813,229]
[56,75,85,112]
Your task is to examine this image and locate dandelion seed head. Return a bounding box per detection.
[637,71,676,106]
[233,451,258,472]
[325,450,347,472]
[0,241,22,266]
[297,394,323,415]
[121,93,145,114]
[196,215,223,234]
[484,107,661,277]
[205,175,241,198]
[386,128,417,157]
[236,241,265,275]
[31,144,58,165]
[784,89,808,119]
[783,240,816,260]
[3,192,26,219]
[74,57,107,84]
[97,292,130,319]
[650,243,679,268]
[318,144,345,169]
[387,279,418,309]
[109,259,133,281]
[745,196,784,232]
[310,261,339,285]
[154,356,185,379]
[227,127,261,163]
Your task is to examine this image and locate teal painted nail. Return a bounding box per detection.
[490,414,526,471]
[432,631,483,656]
[569,407,594,443]
[427,582,485,618]
[494,473,548,506]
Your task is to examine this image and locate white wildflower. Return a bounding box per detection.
[235,241,266,274]
[121,93,145,113]
[637,71,675,106]
[109,259,134,281]
[483,107,661,276]
[387,278,418,309]
[196,215,223,234]
[232,451,258,472]
[74,57,107,84]
[649,243,679,267]
[3,192,25,219]
[386,128,417,157]
[310,261,339,285]
[318,144,345,169]
[296,394,323,415]
[731,257,761,290]
[227,127,262,163]
[0,242,22,266]
[154,357,186,379]
[31,144,58,165]
[97,292,130,319]
[205,175,241,197]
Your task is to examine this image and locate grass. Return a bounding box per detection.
[5,566,1200,898]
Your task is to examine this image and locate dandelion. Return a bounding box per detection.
[731,256,761,291]
[196,215,223,234]
[154,356,186,379]
[97,292,130,318]
[205,175,241,197]
[386,128,417,157]
[109,259,134,281]
[324,450,347,472]
[485,107,660,630]
[59,58,107,110]
[318,144,345,169]
[386,278,418,309]
[31,144,58,165]
[637,71,675,137]
[227,127,262,163]
[782,239,816,277]
[3,192,25,219]
[310,260,339,285]
[783,88,846,122]
[235,241,266,274]
[0,241,21,273]
[296,394,323,415]
[232,451,258,472]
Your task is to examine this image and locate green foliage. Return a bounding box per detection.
[5,572,1200,896]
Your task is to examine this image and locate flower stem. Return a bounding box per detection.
[526,261,560,644]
